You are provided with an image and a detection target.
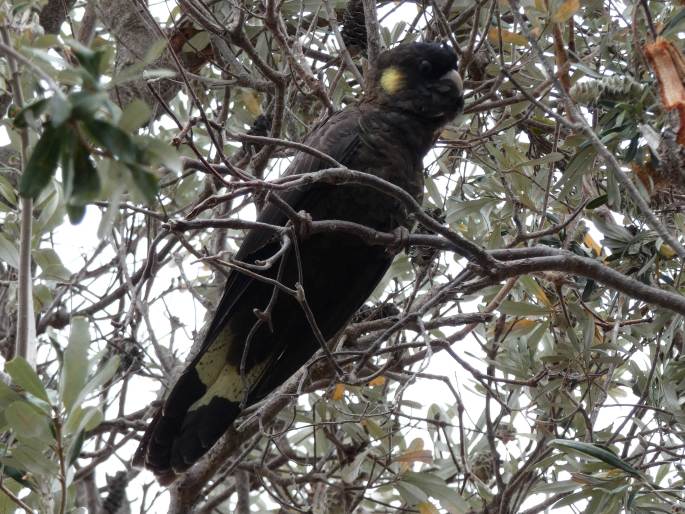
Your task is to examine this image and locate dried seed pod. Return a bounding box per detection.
[341,0,367,55]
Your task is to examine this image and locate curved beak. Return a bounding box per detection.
[440,69,463,95]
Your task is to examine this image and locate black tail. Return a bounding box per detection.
[133,327,267,481]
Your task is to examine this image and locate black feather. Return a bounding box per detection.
[133,42,464,480]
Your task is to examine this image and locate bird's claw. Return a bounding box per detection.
[295,210,313,239]
[387,226,411,255]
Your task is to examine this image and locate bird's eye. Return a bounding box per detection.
[419,60,433,76]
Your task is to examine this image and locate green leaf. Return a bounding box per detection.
[0,467,36,493]
[6,444,59,476]
[66,204,86,224]
[60,317,91,412]
[341,449,369,483]
[128,164,159,203]
[84,118,140,164]
[67,427,86,466]
[69,90,108,119]
[68,39,105,82]
[586,194,608,210]
[498,300,549,316]
[64,405,102,436]
[0,174,17,206]
[425,177,443,208]
[64,139,100,214]
[4,401,52,439]
[143,38,168,63]
[33,248,72,281]
[396,480,428,505]
[73,356,120,406]
[403,472,469,513]
[557,145,596,200]
[119,98,152,132]
[47,95,72,126]
[19,124,68,199]
[660,8,685,38]
[13,98,49,128]
[5,357,49,403]
[143,137,181,174]
[65,405,103,466]
[0,380,23,409]
[0,232,20,269]
[549,439,642,477]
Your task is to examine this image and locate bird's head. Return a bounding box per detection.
[369,42,464,124]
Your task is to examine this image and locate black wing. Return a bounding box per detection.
[134,107,366,478]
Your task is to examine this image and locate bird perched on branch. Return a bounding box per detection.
[133,41,464,482]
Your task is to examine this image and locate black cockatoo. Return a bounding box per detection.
[134,41,464,481]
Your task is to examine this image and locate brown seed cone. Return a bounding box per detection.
[341,0,367,55]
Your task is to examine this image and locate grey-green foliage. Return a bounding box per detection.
[0,318,118,512]
[2,1,685,514]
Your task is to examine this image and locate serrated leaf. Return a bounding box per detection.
[19,124,67,199]
[60,317,90,412]
[5,357,49,403]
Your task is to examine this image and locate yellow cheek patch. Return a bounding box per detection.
[380,66,405,95]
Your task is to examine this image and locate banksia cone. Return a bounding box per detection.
[409,208,445,269]
[341,0,367,55]
[102,471,128,514]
